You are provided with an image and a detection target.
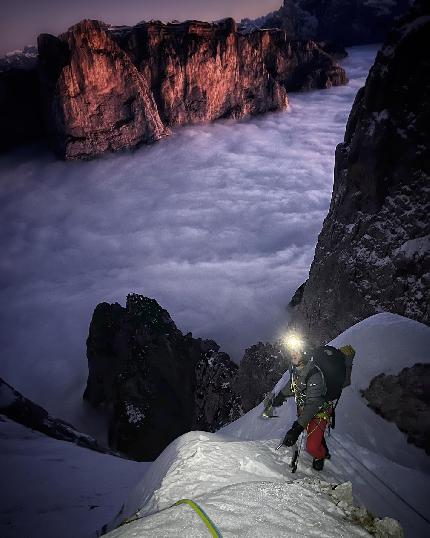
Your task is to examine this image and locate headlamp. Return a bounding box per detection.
[282,333,304,352]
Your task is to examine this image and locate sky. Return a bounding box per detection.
[0,0,282,54]
[0,46,378,432]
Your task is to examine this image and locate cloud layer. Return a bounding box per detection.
[0,46,378,429]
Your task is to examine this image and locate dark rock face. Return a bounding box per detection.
[243,0,413,47]
[0,377,108,454]
[194,343,243,431]
[288,280,307,308]
[32,18,346,159]
[236,342,288,413]
[289,2,430,344]
[361,364,430,454]
[0,50,44,151]
[84,294,241,460]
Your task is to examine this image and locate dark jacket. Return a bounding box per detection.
[274,358,327,428]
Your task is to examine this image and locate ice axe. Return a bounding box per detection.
[275,432,303,473]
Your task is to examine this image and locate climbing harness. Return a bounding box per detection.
[306,417,325,438]
[291,376,306,408]
[314,401,332,421]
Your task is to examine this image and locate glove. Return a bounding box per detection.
[282,421,304,447]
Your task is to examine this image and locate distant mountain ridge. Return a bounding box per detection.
[240,0,413,46]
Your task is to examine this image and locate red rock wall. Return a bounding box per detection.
[38,18,347,159]
[38,20,168,160]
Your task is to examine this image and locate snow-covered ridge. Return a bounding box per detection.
[105,432,395,538]
[104,314,430,537]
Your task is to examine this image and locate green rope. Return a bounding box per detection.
[174,499,222,537]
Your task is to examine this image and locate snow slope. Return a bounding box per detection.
[104,314,430,538]
[0,416,148,538]
[106,432,374,538]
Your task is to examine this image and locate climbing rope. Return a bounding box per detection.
[329,432,430,526]
[175,499,222,537]
[116,498,222,537]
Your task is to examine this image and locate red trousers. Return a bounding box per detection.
[306,416,329,460]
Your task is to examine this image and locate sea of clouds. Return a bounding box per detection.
[0,46,377,431]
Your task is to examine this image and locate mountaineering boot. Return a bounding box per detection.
[312,458,325,471]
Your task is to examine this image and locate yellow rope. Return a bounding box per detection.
[175,499,222,537]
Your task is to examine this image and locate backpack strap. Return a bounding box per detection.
[304,364,320,387]
[305,363,329,403]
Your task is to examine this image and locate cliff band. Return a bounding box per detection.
[33,18,347,159]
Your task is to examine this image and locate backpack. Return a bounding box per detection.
[306,345,347,402]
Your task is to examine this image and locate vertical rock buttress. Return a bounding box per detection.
[289,3,430,343]
[37,18,346,159]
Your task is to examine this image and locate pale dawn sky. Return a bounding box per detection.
[1,0,282,54]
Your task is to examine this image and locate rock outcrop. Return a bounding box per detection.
[38,20,168,160]
[194,344,243,431]
[289,1,430,343]
[84,293,242,460]
[1,17,346,159]
[235,342,288,413]
[242,0,413,47]
[361,364,430,455]
[0,377,109,454]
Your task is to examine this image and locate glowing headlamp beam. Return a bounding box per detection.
[282,333,304,352]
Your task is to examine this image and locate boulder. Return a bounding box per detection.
[361,363,430,454]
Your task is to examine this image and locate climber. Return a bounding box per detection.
[270,334,355,471]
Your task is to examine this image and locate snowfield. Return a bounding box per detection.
[102,314,430,538]
[0,417,146,538]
